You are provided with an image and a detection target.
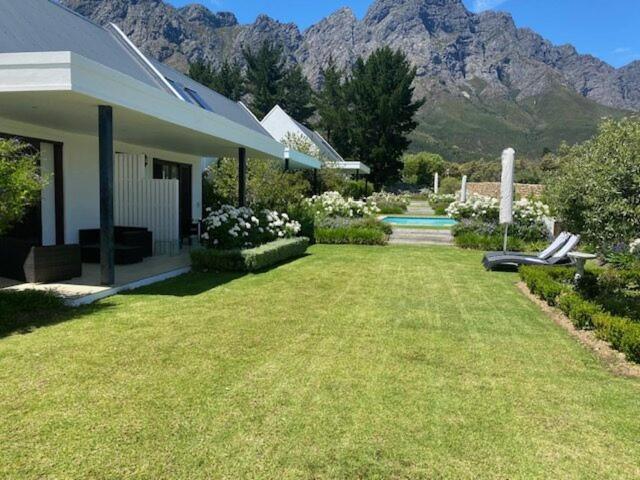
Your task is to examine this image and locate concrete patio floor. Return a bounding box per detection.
[1,251,191,306]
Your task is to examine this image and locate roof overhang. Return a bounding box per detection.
[284,148,321,170]
[326,161,371,175]
[0,51,285,160]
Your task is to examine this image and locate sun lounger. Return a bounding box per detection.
[483,234,580,270]
[484,232,570,261]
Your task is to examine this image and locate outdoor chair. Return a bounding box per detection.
[483,234,580,270]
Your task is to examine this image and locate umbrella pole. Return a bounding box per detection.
[503,224,509,253]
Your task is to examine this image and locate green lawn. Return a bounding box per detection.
[1,245,639,479]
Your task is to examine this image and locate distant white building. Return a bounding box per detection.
[261,105,371,176]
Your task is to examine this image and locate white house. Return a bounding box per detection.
[260,105,371,177]
[0,0,319,287]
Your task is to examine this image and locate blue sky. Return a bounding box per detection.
[168,0,640,68]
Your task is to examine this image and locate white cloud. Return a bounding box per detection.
[613,47,632,54]
[470,0,510,13]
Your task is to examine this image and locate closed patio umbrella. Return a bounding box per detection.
[460,175,468,202]
[500,148,515,252]
[434,172,439,194]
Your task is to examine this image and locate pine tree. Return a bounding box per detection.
[347,47,425,188]
[314,58,352,159]
[210,61,246,102]
[188,60,215,87]
[280,65,315,124]
[243,41,287,119]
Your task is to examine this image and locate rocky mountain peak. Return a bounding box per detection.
[178,4,238,29]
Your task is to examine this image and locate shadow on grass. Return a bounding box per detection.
[122,253,311,298]
[0,291,115,339]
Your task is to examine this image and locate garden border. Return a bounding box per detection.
[517,282,640,378]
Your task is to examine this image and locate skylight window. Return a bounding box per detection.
[184,88,212,111]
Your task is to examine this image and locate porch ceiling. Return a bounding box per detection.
[0,91,268,159]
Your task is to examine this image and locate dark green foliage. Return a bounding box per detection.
[341,179,374,199]
[519,266,572,306]
[348,48,425,188]
[593,313,640,363]
[188,60,246,101]
[378,205,406,215]
[243,42,287,119]
[191,238,309,272]
[286,203,315,243]
[280,65,315,124]
[242,42,315,123]
[432,201,451,215]
[439,177,461,195]
[314,58,352,157]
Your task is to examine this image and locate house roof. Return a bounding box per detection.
[0,0,275,143]
[0,0,163,91]
[149,60,273,138]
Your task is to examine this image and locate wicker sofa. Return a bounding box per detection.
[0,238,82,283]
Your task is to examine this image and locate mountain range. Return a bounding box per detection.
[61,0,640,161]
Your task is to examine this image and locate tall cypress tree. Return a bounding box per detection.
[242,41,287,119]
[188,60,215,87]
[347,47,424,188]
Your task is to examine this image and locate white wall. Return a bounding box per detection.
[0,117,204,245]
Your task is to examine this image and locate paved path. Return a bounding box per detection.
[406,200,434,216]
[388,200,453,246]
[390,228,454,246]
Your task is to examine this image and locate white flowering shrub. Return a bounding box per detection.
[630,239,640,255]
[367,192,411,214]
[201,205,301,250]
[449,195,551,242]
[305,191,380,219]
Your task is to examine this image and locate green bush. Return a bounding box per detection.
[377,204,407,214]
[432,201,450,215]
[545,118,640,250]
[557,293,602,329]
[315,227,388,245]
[402,152,445,186]
[0,290,65,322]
[520,266,571,306]
[593,313,640,363]
[191,238,309,272]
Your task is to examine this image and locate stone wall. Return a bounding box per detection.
[467,182,544,199]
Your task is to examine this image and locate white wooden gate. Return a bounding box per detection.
[114,154,180,255]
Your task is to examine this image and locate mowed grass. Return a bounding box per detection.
[1,245,639,479]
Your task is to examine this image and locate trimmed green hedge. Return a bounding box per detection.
[315,227,388,245]
[520,266,640,363]
[455,232,546,253]
[191,238,309,272]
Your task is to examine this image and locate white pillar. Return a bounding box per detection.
[434,172,439,194]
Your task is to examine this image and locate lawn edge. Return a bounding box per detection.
[516,282,640,379]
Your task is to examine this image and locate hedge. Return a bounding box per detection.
[190,237,309,272]
[314,227,388,245]
[520,266,640,363]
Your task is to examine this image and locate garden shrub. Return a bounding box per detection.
[314,227,387,245]
[402,152,445,186]
[0,138,45,235]
[369,192,410,214]
[520,266,571,305]
[191,238,309,272]
[557,293,602,329]
[545,118,640,251]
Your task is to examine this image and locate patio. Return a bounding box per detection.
[0,250,191,305]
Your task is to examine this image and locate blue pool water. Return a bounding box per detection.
[383,216,457,227]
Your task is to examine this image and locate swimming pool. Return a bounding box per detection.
[382,216,457,227]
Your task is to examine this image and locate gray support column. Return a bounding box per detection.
[99,105,115,286]
[238,147,247,207]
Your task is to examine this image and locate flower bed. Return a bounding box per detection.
[191,238,309,272]
[305,191,380,219]
[447,195,551,249]
[201,205,301,250]
[520,266,640,363]
[368,192,410,214]
[428,193,455,215]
